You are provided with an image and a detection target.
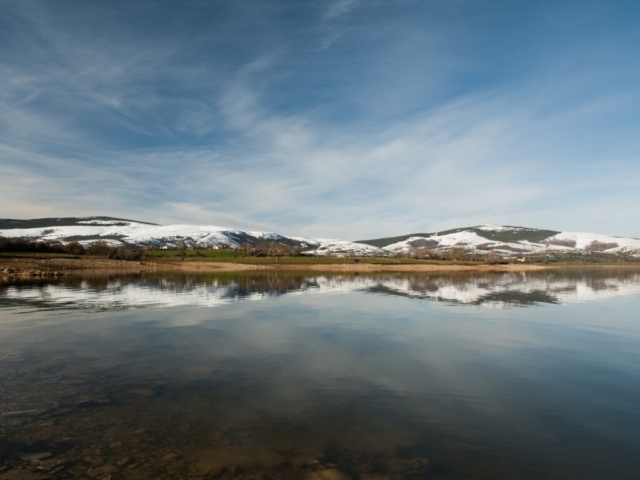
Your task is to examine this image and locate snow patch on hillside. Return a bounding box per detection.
[477,224,513,232]
[291,237,383,256]
[385,231,499,254]
[545,232,640,254]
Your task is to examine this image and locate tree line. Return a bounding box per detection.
[0,237,143,260]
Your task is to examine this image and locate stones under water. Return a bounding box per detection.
[1,270,640,479]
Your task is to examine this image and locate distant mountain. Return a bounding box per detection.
[0,217,380,256]
[360,224,640,258]
[359,225,561,248]
[1,219,639,258]
[0,216,157,230]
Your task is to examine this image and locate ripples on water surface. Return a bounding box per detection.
[1,270,639,480]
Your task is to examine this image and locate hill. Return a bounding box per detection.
[0,217,380,257]
[363,224,640,258]
[358,225,560,247]
[1,219,639,259]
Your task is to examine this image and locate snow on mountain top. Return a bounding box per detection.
[476,224,513,232]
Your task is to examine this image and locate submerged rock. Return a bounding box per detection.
[161,452,178,462]
[20,452,52,464]
[407,457,430,472]
[115,457,130,467]
[305,469,351,480]
[87,464,117,478]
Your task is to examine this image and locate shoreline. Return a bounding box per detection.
[2,256,640,279]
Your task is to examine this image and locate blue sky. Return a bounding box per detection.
[1,0,639,239]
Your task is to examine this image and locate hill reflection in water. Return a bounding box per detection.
[1,269,640,311]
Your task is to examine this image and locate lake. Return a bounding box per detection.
[1,269,639,479]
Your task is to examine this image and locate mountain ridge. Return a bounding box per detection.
[0,217,380,257]
[0,216,158,230]
[358,225,562,248]
[1,218,639,258]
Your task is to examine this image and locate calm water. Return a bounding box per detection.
[1,270,639,479]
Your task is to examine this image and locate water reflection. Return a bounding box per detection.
[1,270,639,480]
[2,269,640,311]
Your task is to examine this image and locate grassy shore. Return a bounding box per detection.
[143,248,485,266]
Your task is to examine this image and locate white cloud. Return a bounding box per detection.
[325,0,360,20]
[1,0,639,239]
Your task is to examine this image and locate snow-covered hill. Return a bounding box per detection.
[0,217,382,256]
[1,218,639,258]
[379,224,640,257]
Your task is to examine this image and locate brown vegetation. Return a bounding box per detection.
[586,240,619,252]
[543,238,577,248]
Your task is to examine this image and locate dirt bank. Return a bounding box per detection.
[0,257,542,278]
[0,257,269,279]
[3,256,638,279]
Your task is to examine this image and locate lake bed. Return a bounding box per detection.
[1,270,639,479]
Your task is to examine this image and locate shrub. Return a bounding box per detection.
[543,238,577,248]
[586,240,618,252]
[65,242,86,255]
[87,241,112,256]
[107,248,143,261]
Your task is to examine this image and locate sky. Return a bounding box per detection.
[1,0,639,240]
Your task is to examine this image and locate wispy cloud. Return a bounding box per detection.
[1,0,639,238]
[325,0,360,20]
